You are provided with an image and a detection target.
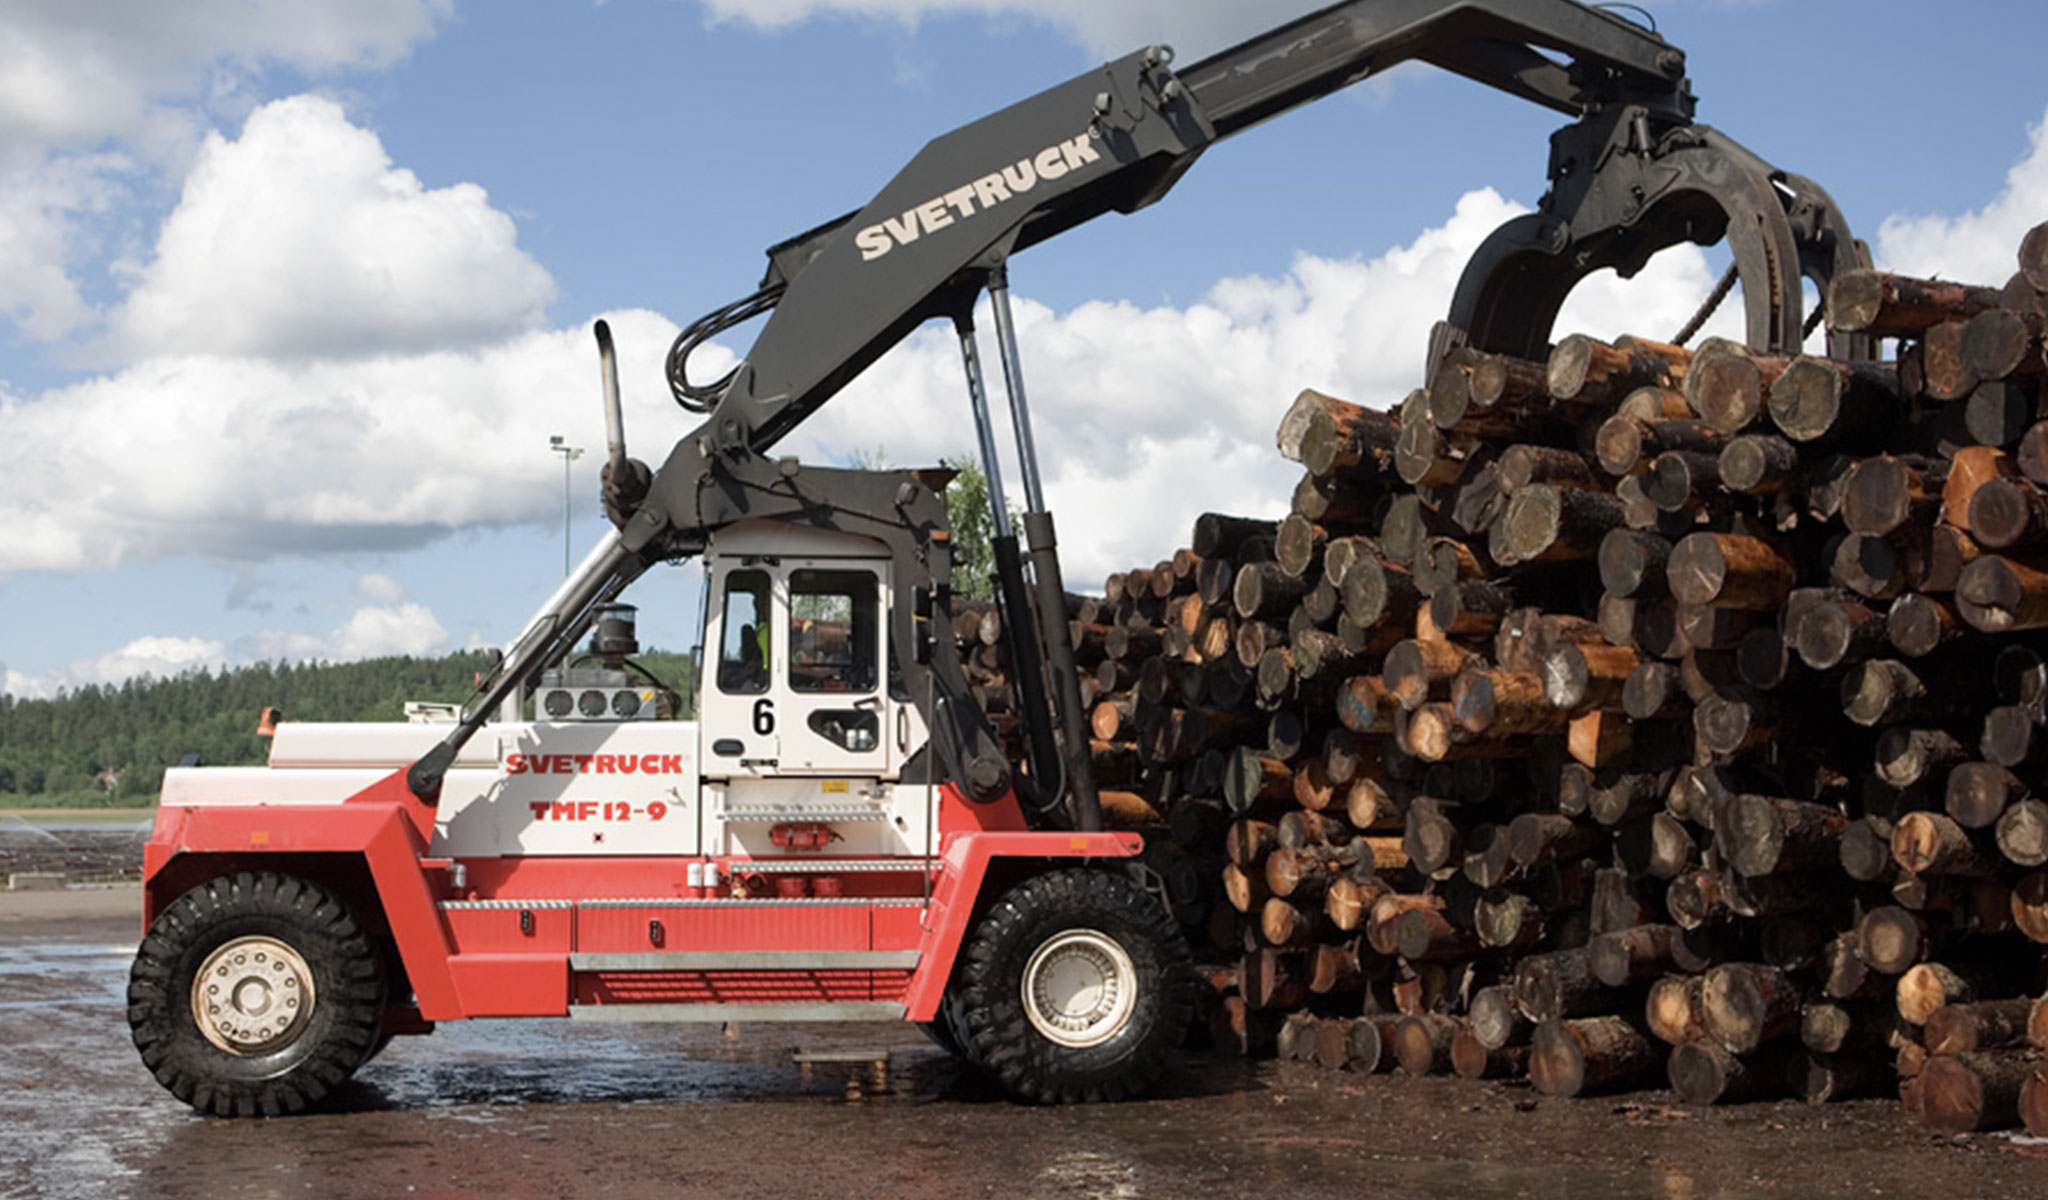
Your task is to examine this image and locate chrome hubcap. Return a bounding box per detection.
[191,936,315,1054]
[1021,929,1136,1048]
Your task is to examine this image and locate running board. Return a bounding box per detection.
[568,1002,908,1023]
[570,951,920,971]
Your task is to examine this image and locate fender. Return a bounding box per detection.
[901,827,1143,1022]
[142,769,466,1020]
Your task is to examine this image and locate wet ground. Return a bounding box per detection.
[4,887,2044,1200]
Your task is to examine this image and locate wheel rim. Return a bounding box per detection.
[191,936,316,1055]
[1020,929,1137,1048]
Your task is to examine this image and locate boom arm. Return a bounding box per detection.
[413,0,1868,804]
[651,0,1692,490]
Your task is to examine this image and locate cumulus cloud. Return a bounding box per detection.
[0,307,695,575]
[4,635,229,700]
[1876,106,2048,286]
[0,176,1736,592]
[0,152,134,340]
[0,1,452,343]
[0,0,450,158]
[354,572,408,605]
[2,598,452,699]
[696,0,1330,60]
[239,600,449,665]
[103,96,555,362]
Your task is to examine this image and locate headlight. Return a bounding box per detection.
[611,689,643,718]
[578,689,607,718]
[543,689,574,718]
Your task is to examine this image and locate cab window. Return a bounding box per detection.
[788,569,877,694]
[716,570,770,695]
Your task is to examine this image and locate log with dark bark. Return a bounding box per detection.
[1969,476,2048,551]
[1892,810,2003,877]
[1588,924,1679,988]
[1241,947,1310,1010]
[1919,1050,2043,1132]
[1827,269,2005,338]
[1897,961,2009,1027]
[1344,1016,1400,1073]
[1192,513,1280,560]
[1529,1016,1661,1098]
[1512,948,1615,1023]
[1699,962,1802,1055]
[1493,485,1627,566]
[1393,1013,1462,1075]
[1668,533,1797,610]
[1925,998,2040,1056]
[1719,433,1802,495]
[1944,762,2024,831]
[1768,357,1903,446]
[1792,1050,1893,1104]
[1669,1039,1789,1106]
[1686,341,1793,435]
[1548,334,1691,405]
[1996,798,2048,867]
[1923,320,1981,402]
[1886,592,1963,658]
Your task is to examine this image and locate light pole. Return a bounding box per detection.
[549,434,583,577]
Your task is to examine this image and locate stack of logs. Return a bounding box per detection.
[1044,222,2048,1134]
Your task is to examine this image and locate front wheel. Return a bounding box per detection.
[128,871,386,1117]
[955,868,1191,1103]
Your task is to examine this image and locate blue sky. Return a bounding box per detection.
[3,0,2046,697]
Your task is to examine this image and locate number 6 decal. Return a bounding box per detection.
[752,697,776,735]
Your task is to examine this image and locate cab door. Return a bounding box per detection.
[699,558,892,779]
[699,563,779,777]
[776,559,889,775]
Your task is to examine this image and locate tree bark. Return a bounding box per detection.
[1919,1050,2043,1132]
[1827,269,2004,337]
[1668,532,1797,610]
[1700,962,1802,1054]
[1530,1016,1660,1097]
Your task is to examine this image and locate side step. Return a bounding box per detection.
[569,1002,908,1023]
[569,951,920,971]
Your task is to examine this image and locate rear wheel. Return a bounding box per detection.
[955,868,1190,1103]
[129,872,385,1116]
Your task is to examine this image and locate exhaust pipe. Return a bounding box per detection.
[594,320,653,529]
[596,319,628,477]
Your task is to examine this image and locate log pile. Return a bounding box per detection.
[1052,222,2048,1132]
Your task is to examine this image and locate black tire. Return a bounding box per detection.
[955,867,1191,1103]
[128,872,386,1117]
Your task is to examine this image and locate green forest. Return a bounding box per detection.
[0,650,699,808]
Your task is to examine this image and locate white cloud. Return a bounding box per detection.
[0,156,1738,596]
[5,634,227,699]
[103,96,556,362]
[3,600,452,699]
[239,601,449,664]
[695,0,1330,60]
[0,1,450,160]
[0,152,134,340]
[1876,106,2048,286]
[354,572,408,605]
[0,306,697,574]
[0,1,452,343]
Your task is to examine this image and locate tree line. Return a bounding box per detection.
[0,650,699,807]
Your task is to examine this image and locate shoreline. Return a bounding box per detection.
[0,808,155,824]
